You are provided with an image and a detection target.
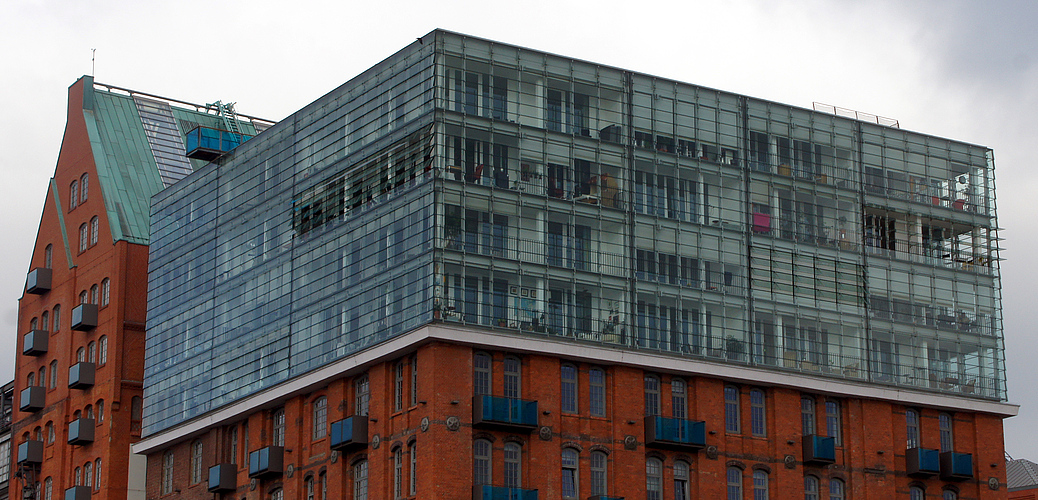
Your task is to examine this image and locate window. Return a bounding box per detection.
[229,426,238,465]
[830,478,844,500]
[725,386,740,433]
[190,440,202,483]
[46,422,54,444]
[473,439,492,485]
[27,372,34,387]
[100,279,110,307]
[939,413,954,452]
[753,469,769,500]
[942,489,958,500]
[94,459,102,490]
[41,311,49,331]
[906,409,920,448]
[393,447,403,499]
[313,397,327,440]
[79,290,87,304]
[750,389,767,437]
[826,400,842,445]
[52,305,60,331]
[270,489,283,500]
[561,448,579,499]
[88,341,96,363]
[97,400,104,422]
[80,174,88,203]
[161,450,174,494]
[645,375,660,416]
[503,357,521,399]
[590,451,607,496]
[49,360,57,388]
[243,421,249,468]
[79,223,88,252]
[672,379,687,419]
[90,216,99,246]
[394,362,405,411]
[474,352,492,396]
[38,367,45,387]
[646,458,663,500]
[589,368,606,417]
[561,364,578,413]
[45,477,52,500]
[675,460,691,500]
[727,467,743,500]
[353,460,368,500]
[804,476,819,500]
[85,405,93,419]
[90,284,98,305]
[45,244,53,269]
[320,472,327,500]
[909,486,925,500]
[272,408,285,446]
[411,355,418,407]
[355,374,370,416]
[409,441,417,496]
[30,317,38,331]
[504,442,521,488]
[306,476,315,500]
[99,336,108,365]
[70,181,78,210]
[802,397,816,435]
[85,463,92,487]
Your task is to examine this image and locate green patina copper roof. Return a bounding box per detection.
[79,75,262,244]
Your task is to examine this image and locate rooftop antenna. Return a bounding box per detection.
[91,49,96,77]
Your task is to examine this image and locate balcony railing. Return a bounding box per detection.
[472,485,538,500]
[906,447,940,477]
[330,416,368,452]
[644,416,706,450]
[864,240,993,275]
[473,396,538,432]
[26,267,52,294]
[185,126,252,161]
[940,451,973,481]
[443,231,627,276]
[802,435,836,465]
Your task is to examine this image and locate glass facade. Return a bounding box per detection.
[144,30,1005,435]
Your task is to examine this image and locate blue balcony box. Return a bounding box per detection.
[330,416,368,452]
[186,126,252,161]
[472,484,539,500]
[17,440,43,464]
[71,304,98,331]
[208,463,237,493]
[906,447,940,476]
[64,486,91,500]
[68,418,95,445]
[473,396,538,433]
[23,329,48,356]
[644,416,706,450]
[802,435,836,464]
[940,451,973,481]
[20,386,44,412]
[26,267,51,294]
[588,496,625,500]
[248,446,284,478]
[68,362,96,389]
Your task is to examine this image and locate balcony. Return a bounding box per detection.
[472,395,538,433]
[68,362,96,389]
[588,497,625,500]
[248,446,284,478]
[23,330,48,356]
[185,126,252,161]
[940,451,973,481]
[20,386,44,412]
[208,463,237,493]
[802,435,836,465]
[330,416,368,453]
[17,440,43,465]
[26,267,52,294]
[905,447,940,477]
[644,416,706,451]
[68,418,95,445]
[71,304,98,331]
[64,486,91,500]
[472,485,538,500]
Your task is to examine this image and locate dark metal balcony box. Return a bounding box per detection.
[19,386,44,412]
[472,485,539,500]
[330,416,368,452]
[64,486,91,500]
[906,447,940,476]
[208,463,237,493]
[71,304,98,331]
[940,451,973,481]
[472,395,538,433]
[248,446,284,478]
[26,267,52,294]
[68,362,96,389]
[17,440,43,464]
[68,418,95,445]
[23,330,48,356]
[802,435,836,465]
[644,416,706,450]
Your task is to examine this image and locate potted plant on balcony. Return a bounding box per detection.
[725,335,746,362]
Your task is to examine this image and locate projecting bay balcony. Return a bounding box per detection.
[802,435,836,465]
[906,447,940,477]
[64,486,90,500]
[68,418,95,445]
[26,267,52,294]
[17,440,42,465]
[248,446,284,478]
[472,485,538,500]
[208,464,237,493]
[71,304,98,331]
[68,362,96,389]
[20,386,44,412]
[644,416,706,451]
[330,416,368,453]
[472,395,538,433]
[940,451,973,481]
[185,126,252,161]
[23,330,48,356]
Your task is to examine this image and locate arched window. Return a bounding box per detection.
[561,448,579,499]
[46,422,54,444]
[504,442,521,488]
[725,385,741,433]
[393,446,404,498]
[561,364,578,414]
[44,477,52,500]
[270,488,283,500]
[161,450,174,494]
[590,451,608,496]
[826,400,842,445]
[99,336,108,365]
[644,375,660,416]
[939,413,954,452]
[52,305,60,331]
[409,441,417,496]
[85,405,93,419]
[473,352,492,396]
[830,478,845,500]
[74,466,81,486]
[675,460,691,500]
[97,400,104,422]
[94,458,101,490]
[100,279,110,307]
[751,389,767,437]
[646,458,663,500]
[804,475,819,500]
[801,397,816,435]
[33,427,41,441]
[589,368,606,417]
[84,461,92,487]
[753,469,769,500]
[79,290,87,305]
[354,374,369,416]
[30,317,38,331]
[313,396,327,440]
[320,472,327,500]
[45,244,53,269]
[272,408,286,446]
[88,341,96,363]
[70,181,78,210]
[909,486,925,500]
[90,284,98,304]
[41,311,49,331]
[79,223,88,252]
[73,410,81,420]
[27,372,35,387]
[503,356,521,398]
[942,489,958,500]
[672,378,687,419]
[38,367,45,387]
[305,475,315,500]
[727,467,743,500]
[353,460,368,500]
[80,174,88,203]
[89,216,99,246]
[49,360,57,388]
[190,440,203,483]
[473,439,492,485]
[394,361,405,411]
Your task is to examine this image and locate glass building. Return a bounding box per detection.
[143,29,1004,436]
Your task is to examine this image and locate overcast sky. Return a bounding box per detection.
[2,0,1035,457]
